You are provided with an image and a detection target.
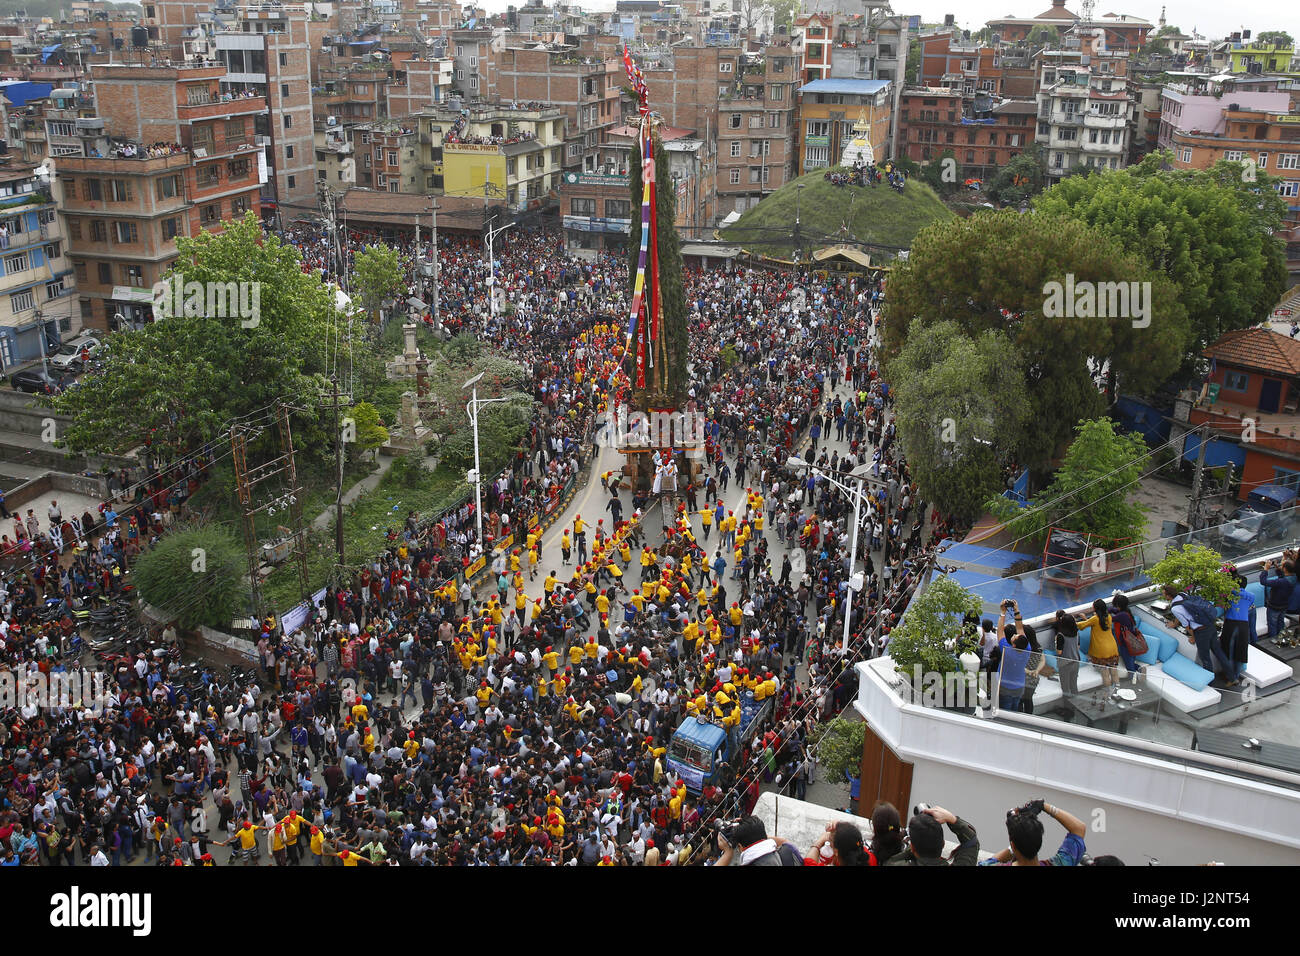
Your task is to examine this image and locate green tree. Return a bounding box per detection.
[886,576,982,682]
[133,524,250,629]
[1147,544,1240,608]
[348,401,389,456]
[883,211,1187,468]
[1034,153,1288,365]
[627,131,689,407]
[889,321,1031,522]
[53,213,341,461]
[905,37,920,85]
[987,144,1045,206]
[1256,31,1293,47]
[809,717,866,783]
[920,149,961,196]
[352,244,406,321]
[761,0,800,30]
[987,418,1151,546]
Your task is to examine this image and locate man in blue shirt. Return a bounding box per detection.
[982,800,1087,866]
[1260,559,1296,639]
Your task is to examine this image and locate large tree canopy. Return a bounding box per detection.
[54,213,342,460]
[884,210,1187,468]
[890,320,1031,522]
[1034,153,1288,361]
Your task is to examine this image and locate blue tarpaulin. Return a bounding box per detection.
[40,44,61,62]
[1181,432,1246,470]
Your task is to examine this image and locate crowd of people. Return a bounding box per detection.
[824,160,906,192]
[0,222,975,866]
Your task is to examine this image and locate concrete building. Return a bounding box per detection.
[314,119,356,187]
[0,161,74,368]
[795,77,892,175]
[354,119,420,192]
[495,46,622,172]
[825,13,909,159]
[386,56,455,118]
[1034,49,1133,182]
[448,27,503,102]
[416,103,565,212]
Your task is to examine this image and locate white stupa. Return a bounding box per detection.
[839,107,875,167]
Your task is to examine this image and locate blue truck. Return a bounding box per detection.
[666,693,773,792]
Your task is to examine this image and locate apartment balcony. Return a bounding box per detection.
[1083,112,1128,129]
[1048,110,1084,126]
[1081,137,1126,154]
[178,94,268,122]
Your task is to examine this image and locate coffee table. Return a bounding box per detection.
[1066,683,1160,734]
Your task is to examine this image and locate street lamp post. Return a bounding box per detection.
[794,182,806,262]
[463,370,510,558]
[484,219,515,325]
[790,455,870,654]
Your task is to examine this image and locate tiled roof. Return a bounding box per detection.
[1205,327,1300,378]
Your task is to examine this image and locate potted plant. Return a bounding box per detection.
[886,575,983,712]
[1147,543,1239,608]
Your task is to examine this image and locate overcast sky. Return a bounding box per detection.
[475,0,1296,44]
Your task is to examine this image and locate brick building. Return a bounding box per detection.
[354,120,420,192]
[715,46,798,213]
[386,57,455,119]
[796,77,892,174]
[898,87,1037,177]
[496,47,622,172]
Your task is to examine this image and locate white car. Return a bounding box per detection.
[48,334,102,372]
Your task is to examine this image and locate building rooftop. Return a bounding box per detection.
[799,77,891,95]
[1206,327,1300,378]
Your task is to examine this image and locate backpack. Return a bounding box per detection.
[1112,613,1147,657]
[1172,593,1217,632]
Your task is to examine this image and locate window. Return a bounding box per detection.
[156,175,181,200]
[1224,150,1244,162]
[280,83,289,98]
[469,56,477,67]
[769,85,783,100]
[122,264,143,285]
[456,44,465,56]
[82,179,102,202]
[43,242,60,260]
[1277,154,1300,171]
[730,141,741,157]
[1179,147,1193,163]
[1223,371,1249,392]
[769,112,782,128]
[287,175,296,189]
[114,222,137,243]
[45,277,64,300]
[9,291,33,313]
[162,217,181,240]
[965,150,975,163]
[97,262,112,284]
[279,52,287,67]
[805,43,822,60]
[48,121,76,137]
[720,61,733,73]
[226,119,245,141]
[456,69,464,80]
[719,84,730,97]
[39,209,55,226]
[749,167,761,184]
[200,204,220,225]
[1259,152,1269,169]
[605,199,630,218]
[749,114,764,129]
[283,114,293,129]
[729,169,740,184]
[388,151,397,165]
[571,197,596,215]
[1279,182,1299,199]
[75,261,87,282]
[4,253,28,273]
[68,219,81,240]
[729,113,741,129]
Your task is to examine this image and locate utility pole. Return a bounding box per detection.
[430,199,440,326]
[1186,423,1209,530]
[320,379,350,565]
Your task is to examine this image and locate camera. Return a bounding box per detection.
[712,818,741,850]
[912,802,931,817]
[1007,798,1044,820]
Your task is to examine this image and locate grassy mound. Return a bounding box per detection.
[720,167,954,260]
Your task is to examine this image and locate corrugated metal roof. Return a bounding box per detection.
[798,78,890,95]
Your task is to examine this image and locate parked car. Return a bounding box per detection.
[1217,484,1298,554]
[9,367,73,394]
[48,334,102,373]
